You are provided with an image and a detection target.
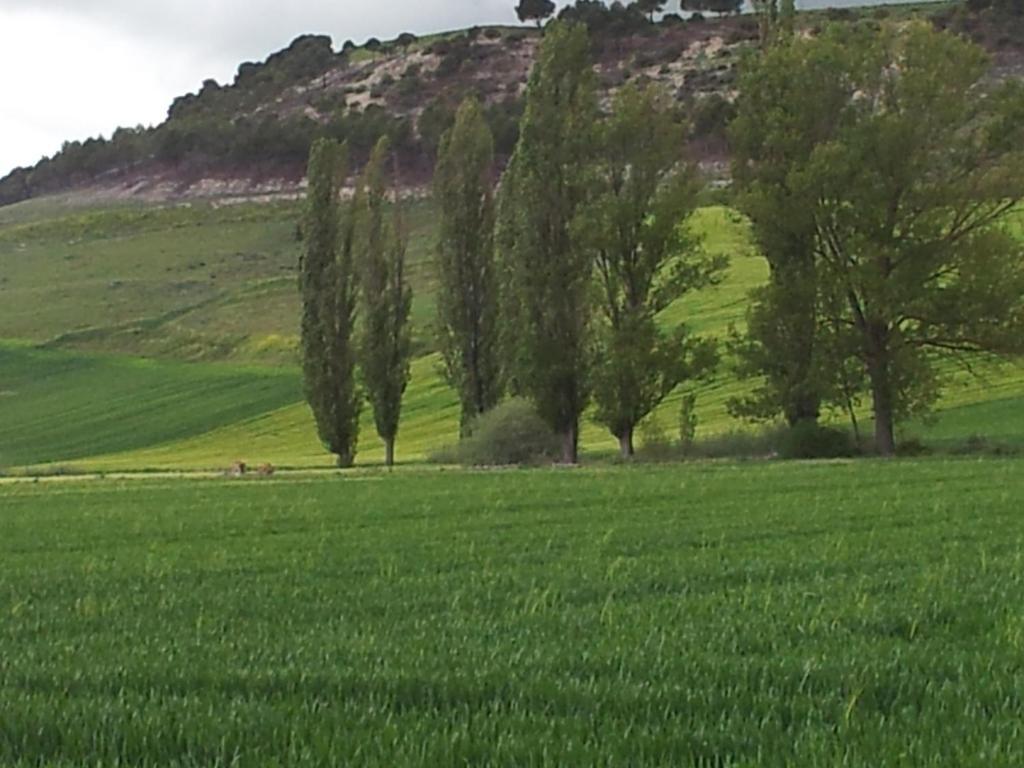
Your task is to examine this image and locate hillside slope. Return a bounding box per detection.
[2,205,1021,472]
[5,1,1020,210]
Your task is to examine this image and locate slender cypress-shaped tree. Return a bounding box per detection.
[358,136,413,467]
[497,21,599,464]
[300,138,361,467]
[434,97,502,436]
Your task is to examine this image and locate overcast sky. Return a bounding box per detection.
[0,0,573,178]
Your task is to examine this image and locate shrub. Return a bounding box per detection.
[947,434,1021,457]
[396,75,421,98]
[638,416,674,461]
[635,50,659,69]
[691,93,737,141]
[894,437,931,457]
[687,427,782,460]
[777,421,856,460]
[445,398,560,466]
[678,393,698,456]
[825,7,854,21]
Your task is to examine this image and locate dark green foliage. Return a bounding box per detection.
[577,83,725,457]
[421,95,523,161]
[813,25,1023,454]
[776,420,856,460]
[326,106,414,164]
[358,137,414,467]
[483,97,525,157]
[678,391,699,454]
[448,397,560,465]
[516,0,556,25]
[729,27,854,429]
[559,0,650,34]
[300,139,361,467]
[433,34,479,77]
[497,21,600,463]
[690,94,736,143]
[681,0,743,16]
[434,99,503,435]
[417,98,457,159]
[733,23,1024,456]
[633,0,666,21]
[726,282,829,428]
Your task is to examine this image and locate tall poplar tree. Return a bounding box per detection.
[300,138,361,467]
[576,84,725,457]
[434,97,502,436]
[497,21,599,464]
[358,136,413,467]
[729,29,852,428]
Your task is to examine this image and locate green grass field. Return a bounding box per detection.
[1,460,1022,765]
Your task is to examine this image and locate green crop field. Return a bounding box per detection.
[1,460,1022,765]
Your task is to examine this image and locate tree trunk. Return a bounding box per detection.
[336,451,355,469]
[384,437,395,468]
[618,428,634,459]
[559,426,578,465]
[867,357,896,457]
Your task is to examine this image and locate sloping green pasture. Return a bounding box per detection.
[0,200,441,364]
[1,460,1022,765]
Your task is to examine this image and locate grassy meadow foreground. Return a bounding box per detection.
[2,460,1023,765]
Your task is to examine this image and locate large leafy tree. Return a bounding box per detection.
[516,0,556,26]
[299,138,361,467]
[358,136,413,467]
[577,84,725,457]
[434,97,503,435]
[803,24,1024,454]
[632,0,666,21]
[497,21,600,464]
[736,22,1024,455]
[729,27,862,429]
[680,0,743,16]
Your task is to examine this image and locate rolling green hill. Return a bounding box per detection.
[1,200,1020,472]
